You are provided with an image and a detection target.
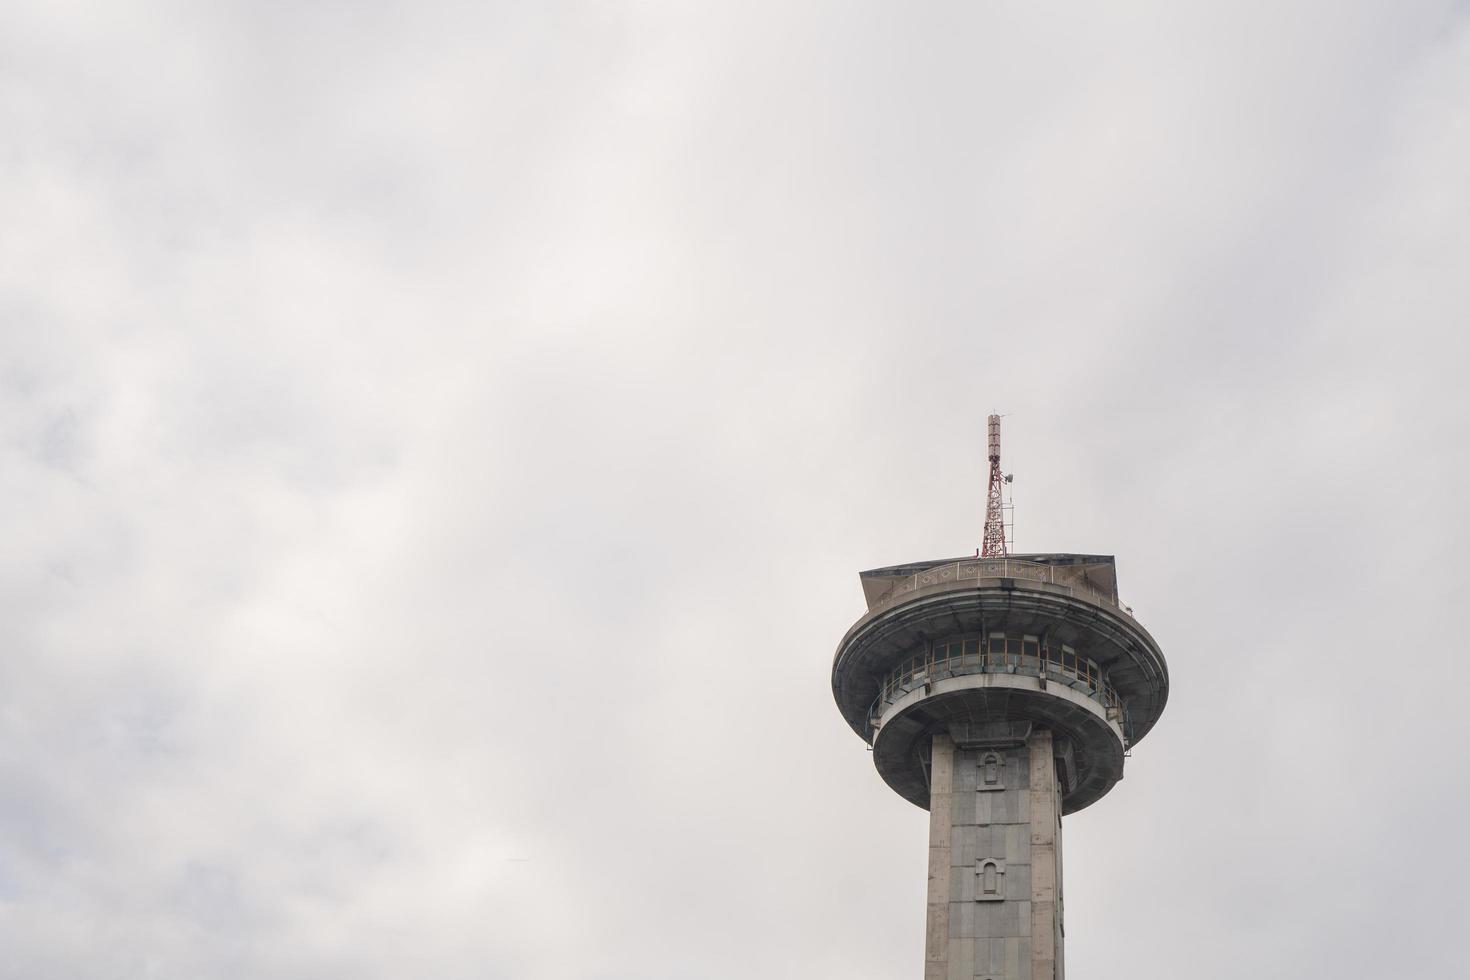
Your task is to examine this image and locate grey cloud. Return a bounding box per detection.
[1,2,1467,978]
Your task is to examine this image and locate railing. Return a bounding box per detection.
[876,642,1122,719]
[872,558,1133,616]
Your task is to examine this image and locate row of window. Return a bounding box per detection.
[883,633,1109,699]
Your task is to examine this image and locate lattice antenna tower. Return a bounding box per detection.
[981,413,1013,556]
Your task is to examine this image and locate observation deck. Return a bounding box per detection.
[831,554,1169,814]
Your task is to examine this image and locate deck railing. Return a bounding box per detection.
[876,645,1122,718]
[872,558,1133,616]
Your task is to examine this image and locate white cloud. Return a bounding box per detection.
[2,2,1467,978]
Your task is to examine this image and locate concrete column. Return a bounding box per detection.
[924,734,955,980]
[918,733,1032,979]
[922,726,1066,980]
[1028,730,1061,980]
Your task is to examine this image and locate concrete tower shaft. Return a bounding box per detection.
[831,553,1168,979]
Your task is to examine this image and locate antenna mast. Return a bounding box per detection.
[981,414,1009,557]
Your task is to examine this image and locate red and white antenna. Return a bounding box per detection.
[981,414,1011,557]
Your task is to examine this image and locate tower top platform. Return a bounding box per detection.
[831,553,1168,812]
[859,553,1120,608]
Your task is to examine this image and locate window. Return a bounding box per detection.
[976,859,1005,901]
[884,633,1114,713]
[979,751,1004,791]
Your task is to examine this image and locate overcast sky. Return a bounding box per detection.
[3,2,1469,978]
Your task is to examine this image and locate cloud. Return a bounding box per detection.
[1,2,1467,978]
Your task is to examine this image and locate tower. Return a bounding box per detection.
[981,414,1008,558]
[830,420,1168,979]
